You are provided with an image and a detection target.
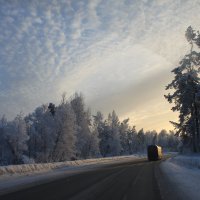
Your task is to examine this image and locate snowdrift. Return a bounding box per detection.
[169,154,200,169]
[0,155,143,176]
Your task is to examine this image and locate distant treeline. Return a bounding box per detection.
[0,93,179,166]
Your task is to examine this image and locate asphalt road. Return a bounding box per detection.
[0,158,172,200]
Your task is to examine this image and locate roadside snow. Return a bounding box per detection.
[161,154,200,200]
[0,154,145,176]
[168,154,200,169]
[0,154,145,195]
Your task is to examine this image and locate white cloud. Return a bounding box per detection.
[0,0,200,130]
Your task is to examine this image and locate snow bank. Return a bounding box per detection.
[161,154,200,200]
[0,154,147,195]
[0,155,144,176]
[169,154,200,169]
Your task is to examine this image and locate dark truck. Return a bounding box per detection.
[147,145,162,161]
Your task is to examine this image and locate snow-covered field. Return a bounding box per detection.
[161,154,200,200]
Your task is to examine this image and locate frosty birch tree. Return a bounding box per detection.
[70,93,96,158]
[50,98,77,162]
[26,105,56,162]
[5,113,29,164]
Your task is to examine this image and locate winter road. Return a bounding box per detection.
[0,158,177,200]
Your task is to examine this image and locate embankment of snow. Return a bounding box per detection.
[0,154,146,195]
[0,154,145,176]
[168,154,200,169]
[161,154,200,200]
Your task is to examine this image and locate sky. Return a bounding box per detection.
[1,0,200,131]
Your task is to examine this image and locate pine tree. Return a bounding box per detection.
[165,26,200,152]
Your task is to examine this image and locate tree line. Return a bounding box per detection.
[0,93,179,165]
[4,27,200,165]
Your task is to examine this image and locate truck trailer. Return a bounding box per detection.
[147,145,162,161]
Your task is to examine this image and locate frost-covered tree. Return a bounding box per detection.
[25,118,38,161]
[98,111,121,157]
[137,129,145,152]
[0,115,11,165]
[93,111,104,138]
[119,119,138,155]
[70,93,97,158]
[26,105,56,162]
[165,26,200,152]
[126,126,138,154]
[167,130,180,151]
[157,129,168,149]
[50,97,77,162]
[26,94,78,162]
[110,111,121,155]
[104,111,121,156]
[119,118,130,154]
[145,130,157,146]
[87,127,100,158]
[5,113,29,164]
[94,112,109,157]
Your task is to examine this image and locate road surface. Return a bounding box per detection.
[0,158,176,200]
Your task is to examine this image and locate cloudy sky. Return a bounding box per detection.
[1,0,200,131]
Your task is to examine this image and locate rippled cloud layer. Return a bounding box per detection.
[1,0,200,130]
